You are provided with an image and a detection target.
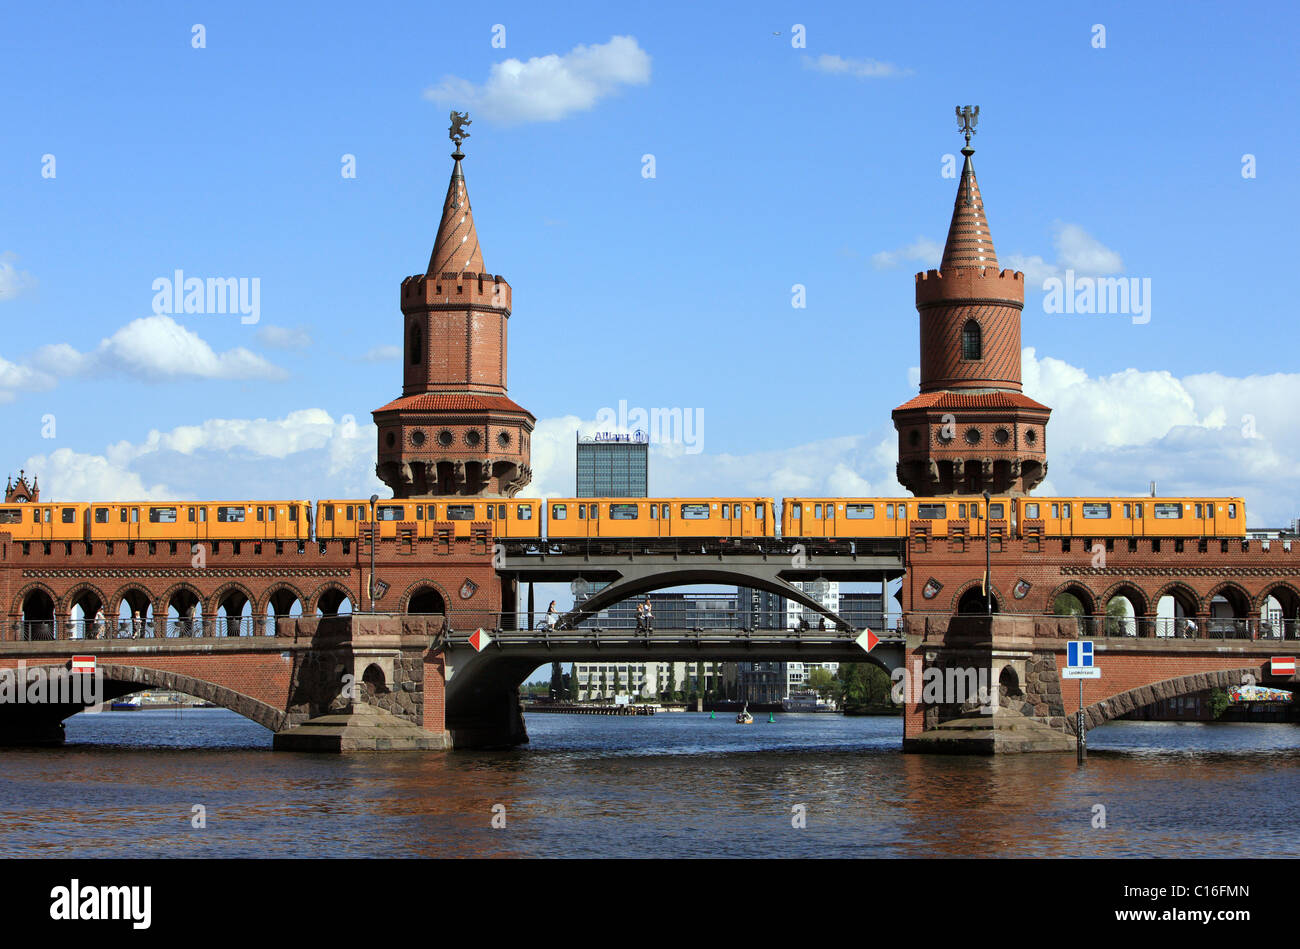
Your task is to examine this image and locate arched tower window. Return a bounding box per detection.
[409,323,422,366]
[961,320,982,361]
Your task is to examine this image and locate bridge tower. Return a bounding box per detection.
[373,129,535,498]
[892,111,1051,496]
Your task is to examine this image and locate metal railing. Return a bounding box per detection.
[900,613,1300,642]
[11,616,277,642]
[495,609,897,635]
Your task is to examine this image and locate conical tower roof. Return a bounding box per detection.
[427,146,485,276]
[940,146,999,271]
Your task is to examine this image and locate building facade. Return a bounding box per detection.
[576,433,649,498]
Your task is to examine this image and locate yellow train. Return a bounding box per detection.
[0,494,1248,545]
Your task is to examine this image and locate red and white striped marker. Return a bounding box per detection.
[469,628,492,652]
[1270,656,1295,676]
[70,655,96,673]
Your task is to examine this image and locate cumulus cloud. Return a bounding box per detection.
[803,54,913,78]
[1005,223,1124,286]
[0,252,37,301]
[30,315,286,382]
[872,237,942,271]
[0,353,56,404]
[425,36,651,124]
[359,345,400,363]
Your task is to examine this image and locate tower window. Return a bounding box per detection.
[961,320,982,360]
[409,324,422,365]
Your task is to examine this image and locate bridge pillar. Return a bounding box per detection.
[902,613,1074,754]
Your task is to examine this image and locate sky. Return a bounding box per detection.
[2,0,1299,527]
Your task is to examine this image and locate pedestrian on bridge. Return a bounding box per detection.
[93,608,106,640]
[546,600,558,631]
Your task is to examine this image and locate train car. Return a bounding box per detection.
[1020,497,1246,538]
[316,498,542,540]
[86,501,313,542]
[0,502,89,542]
[782,497,1013,539]
[546,498,775,540]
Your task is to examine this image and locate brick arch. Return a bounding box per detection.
[399,579,451,614]
[1097,580,1151,618]
[1205,581,1253,616]
[1150,581,1203,615]
[106,582,159,618]
[10,581,61,619]
[256,582,309,617]
[206,581,258,617]
[96,663,287,732]
[59,582,110,617]
[307,583,357,615]
[1047,580,1099,616]
[157,580,206,615]
[948,578,1003,614]
[1074,666,1262,732]
[1254,581,1300,615]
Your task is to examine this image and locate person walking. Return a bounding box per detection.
[642,598,653,632]
[546,600,559,631]
[93,607,106,640]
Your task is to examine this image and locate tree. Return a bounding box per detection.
[807,666,836,699]
[561,672,573,701]
[838,663,895,709]
[1210,688,1230,720]
[668,663,679,700]
[550,661,564,699]
[600,667,609,701]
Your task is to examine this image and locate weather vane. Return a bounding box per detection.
[449,111,472,150]
[955,105,979,147]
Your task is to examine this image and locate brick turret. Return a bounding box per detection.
[373,139,534,498]
[892,116,1050,496]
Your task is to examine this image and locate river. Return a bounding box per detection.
[0,709,1296,858]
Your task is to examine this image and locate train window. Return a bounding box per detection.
[216,506,246,523]
[498,504,506,519]
[269,507,276,522]
[917,504,946,519]
[661,504,669,519]
[650,505,657,519]
[94,508,109,523]
[552,504,567,520]
[886,505,893,519]
[1051,504,1059,518]
[846,504,876,519]
[1122,504,1131,518]
[61,507,77,523]
[415,505,424,520]
[1082,503,1111,519]
[1154,503,1182,519]
[970,503,979,518]
[325,506,334,522]
[131,508,139,523]
[589,505,598,519]
[289,506,298,522]
[814,504,822,519]
[188,507,196,522]
[120,508,128,523]
[681,503,711,519]
[755,504,764,520]
[791,504,801,519]
[377,505,405,521]
[578,505,585,519]
[0,509,20,524]
[447,505,475,520]
[200,507,207,522]
[1195,504,1203,518]
[958,504,967,518]
[989,503,1005,519]
[610,504,639,520]
[256,507,265,522]
[1229,503,1237,518]
[517,505,533,520]
[721,504,730,518]
[1062,503,1071,518]
[1025,503,1039,519]
[148,507,177,524]
[1135,503,1143,517]
[345,506,354,521]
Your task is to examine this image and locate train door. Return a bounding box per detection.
[824,501,838,538]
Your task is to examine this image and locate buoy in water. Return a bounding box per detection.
[710,711,715,719]
[768,712,775,723]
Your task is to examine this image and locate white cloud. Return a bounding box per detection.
[0,353,56,403]
[30,315,286,382]
[359,345,400,363]
[1005,223,1124,286]
[0,251,37,301]
[256,325,312,350]
[425,36,651,124]
[803,54,913,79]
[872,237,942,271]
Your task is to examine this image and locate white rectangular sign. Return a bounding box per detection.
[1062,666,1101,679]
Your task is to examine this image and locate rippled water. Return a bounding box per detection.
[0,709,1296,857]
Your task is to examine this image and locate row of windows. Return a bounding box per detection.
[791,502,1004,520]
[1024,501,1237,520]
[552,503,763,521]
[325,504,535,522]
[0,505,302,525]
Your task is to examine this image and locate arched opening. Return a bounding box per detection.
[264,588,304,636]
[957,586,998,615]
[115,590,154,639]
[215,588,253,637]
[315,587,354,618]
[165,588,203,638]
[67,588,105,640]
[407,587,446,615]
[361,663,389,695]
[1052,586,1095,617]
[961,320,982,360]
[21,590,56,641]
[998,665,1022,700]
[1102,585,1146,637]
[1156,586,1199,638]
[1260,585,1300,640]
[409,322,422,365]
[1208,584,1251,638]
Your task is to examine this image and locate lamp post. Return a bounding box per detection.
[368,494,378,612]
[982,490,992,616]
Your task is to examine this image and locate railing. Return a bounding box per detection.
[11,616,275,642]
[899,613,1300,642]
[492,609,898,635]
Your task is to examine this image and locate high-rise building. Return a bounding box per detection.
[576,432,649,497]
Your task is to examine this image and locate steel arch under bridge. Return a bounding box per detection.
[497,538,907,630]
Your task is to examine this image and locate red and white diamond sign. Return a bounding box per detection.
[1270,656,1295,676]
[469,628,492,652]
[70,655,96,673]
[855,628,879,654]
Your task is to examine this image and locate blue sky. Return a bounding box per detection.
[2,0,1298,524]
